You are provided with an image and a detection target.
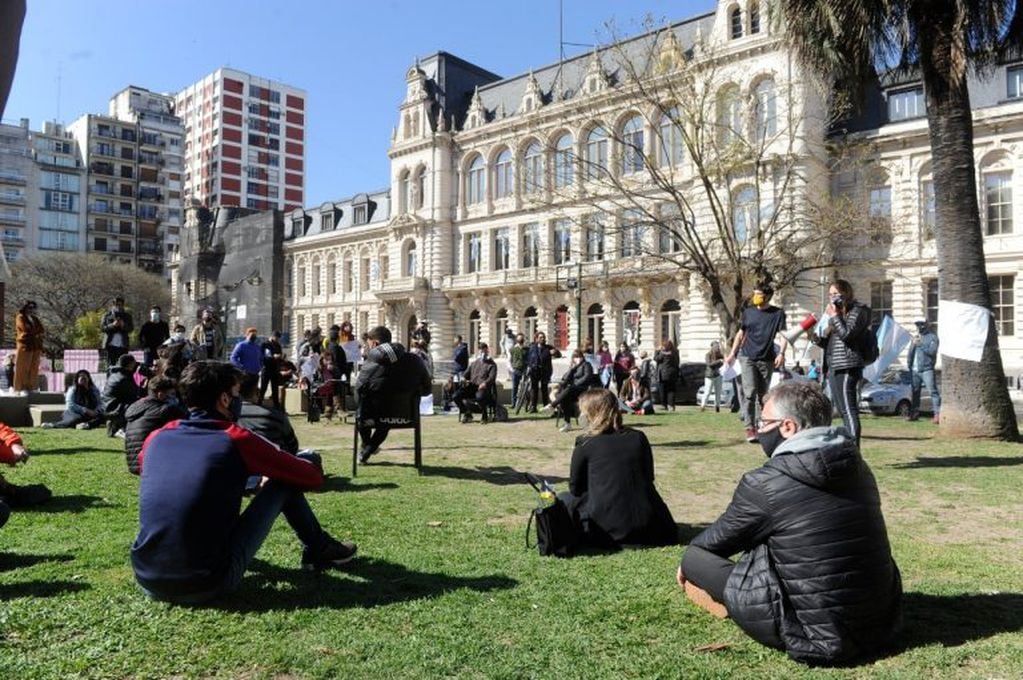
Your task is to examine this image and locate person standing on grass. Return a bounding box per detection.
[526,332,557,412]
[131,361,357,604]
[451,334,469,379]
[190,309,224,361]
[101,296,134,368]
[14,300,44,395]
[230,327,263,385]
[907,320,941,424]
[677,381,901,666]
[654,339,681,412]
[725,284,789,443]
[700,341,725,413]
[508,333,528,408]
[259,330,285,408]
[138,306,169,369]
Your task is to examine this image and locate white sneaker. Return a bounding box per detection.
[114,429,126,439]
[559,423,572,432]
[16,390,29,396]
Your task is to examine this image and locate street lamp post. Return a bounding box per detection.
[565,261,583,350]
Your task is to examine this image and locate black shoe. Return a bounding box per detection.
[358,445,378,464]
[461,413,474,424]
[302,536,357,571]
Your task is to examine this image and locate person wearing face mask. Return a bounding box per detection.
[101,296,134,368]
[139,306,170,369]
[131,361,357,604]
[725,283,789,443]
[454,343,498,423]
[14,300,44,395]
[100,354,144,438]
[159,324,193,380]
[676,381,902,666]
[545,349,596,432]
[811,279,872,445]
[526,332,557,412]
[907,320,941,423]
[230,327,264,384]
[190,309,224,361]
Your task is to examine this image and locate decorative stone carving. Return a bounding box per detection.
[464,87,488,130]
[582,48,609,96]
[519,71,544,114]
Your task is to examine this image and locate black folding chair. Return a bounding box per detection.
[352,392,422,477]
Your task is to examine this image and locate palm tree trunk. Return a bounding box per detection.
[0,0,26,119]
[922,23,1019,440]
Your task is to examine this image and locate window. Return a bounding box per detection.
[494,228,510,270]
[398,170,410,214]
[405,242,417,277]
[344,259,354,293]
[1007,65,1023,99]
[38,229,79,251]
[660,203,685,254]
[413,166,426,209]
[659,107,685,167]
[312,263,321,296]
[869,185,892,227]
[321,211,334,231]
[328,261,337,294]
[585,217,604,261]
[523,142,543,195]
[466,154,486,204]
[553,219,572,264]
[754,79,777,142]
[298,266,307,297]
[495,310,510,354]
[42,190,76,212]
[353,204,368,225]
[925,279,939,326]
[870,281,893,325]
[732,186,757,242]
[587,303,605,350]
[920,179,935,240]
[984,171,1012,235]
[717,86,742,145]
[730,6,743,38]
[621,115,645,175]
[554,133,574,188]
[620,209,645,257]
[466,233,482,273]
[749,1,761,33]
[493,148,513,199]
[468,310,481,355]
[360,257,370,290]
[660,299,681,346]
[990,275,1015,336]
[523,307,538,342]
[585,127,608,179]
[522,222,540,268]
[888,87,925,121]
[623,301,642,347]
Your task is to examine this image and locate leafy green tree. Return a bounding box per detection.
[777,0,1019,440]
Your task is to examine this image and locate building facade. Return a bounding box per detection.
[175,68,306,213]
[279,1,1020,375]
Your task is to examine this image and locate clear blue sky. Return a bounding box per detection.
[7,0,713,206]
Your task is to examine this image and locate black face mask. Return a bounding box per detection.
[759,426,786,458]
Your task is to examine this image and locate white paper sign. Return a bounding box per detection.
[721,358,739,382]
[235,305,247,320]
[938,299,990,362]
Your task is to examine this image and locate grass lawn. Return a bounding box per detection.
[1,406,1022,679]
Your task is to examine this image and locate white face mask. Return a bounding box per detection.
[172,333,185,342]
[150,312,160,322]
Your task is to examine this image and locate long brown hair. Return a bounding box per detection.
[579,388,622,436]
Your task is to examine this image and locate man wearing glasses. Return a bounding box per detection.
[675,381,902,665]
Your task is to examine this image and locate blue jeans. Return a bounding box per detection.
[142,480,326,604]
[912,369,941,416]
[511,369,524,407]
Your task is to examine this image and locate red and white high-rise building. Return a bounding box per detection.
[175,67,305,212]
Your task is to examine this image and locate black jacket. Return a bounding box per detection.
[689,426,902,665]
[815,301,871,372]
[567,428,676,546]
[452,342,469,373]
[125,397,187,475]
[139,320,170,352]
[527,343,556,381]
[356,342,432,419]
[654,348,680,383]
[101,309,134,348]
[101,367,144,417]
[238,401,299,454]
[559,360,595,391]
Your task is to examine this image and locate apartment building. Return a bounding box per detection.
[0,119,33,264]
[175,68,306,213]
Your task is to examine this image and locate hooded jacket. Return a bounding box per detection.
[689,426,902,665]
[125,397,188,475]
[101,367,144,417]
[908,330,939,373]
[815,301,871,372]
[355,342,432,419]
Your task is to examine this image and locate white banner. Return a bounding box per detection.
[938,299,990,362]
[862,315,911,383]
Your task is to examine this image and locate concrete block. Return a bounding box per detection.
[29,404,66,427]
[0,395,31,427]
[28,392,65,406]
[284,388,307,414]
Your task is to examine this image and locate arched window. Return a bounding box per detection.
[732,185,758,242]
[586,303,605,350]
[660,299,681,347]
[621,115,645,175]
[554,133,574,188]
[398,169,410,214]
[327,257,338,295]
[311,258,322,297]
[622,301,642,347]
[466,154,486,205]
[754,79,777,142]
[585,126,609,179]
[468,310,481,354]
[297,264,306,297]
[413,166,426,209]
[495,308,509,355]
[659,107,685,167]
[403,240,417,277]
[749,1,761,34]
[730,6,743,39]
[493,148,513,199]
[717,85,742,145]
[343,257,354,294]
[523,141,543,195]
[523,306,538,342]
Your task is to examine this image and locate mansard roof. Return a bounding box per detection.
[287,188,391,240]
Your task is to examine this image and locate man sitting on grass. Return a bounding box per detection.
[124,376,187,476]
[238,374,299,454]
[131,361,356,604]
[677,381,902,666]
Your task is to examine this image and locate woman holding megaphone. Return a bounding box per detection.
[811,279,872,445]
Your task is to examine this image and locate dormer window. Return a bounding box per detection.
[1007,64,1023,99]
[730,7,743,39]
[888,86,925,121]
[354,204,368,225]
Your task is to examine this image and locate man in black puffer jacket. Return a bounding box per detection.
[102,354,145,437]
[238,374,299,455]
[355,326,431,464]
[125,376,187,475]
[677,381,901,666]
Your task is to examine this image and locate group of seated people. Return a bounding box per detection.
[44,354,149,437]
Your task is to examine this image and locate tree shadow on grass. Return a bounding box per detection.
[418,464,568,486]
[209,556,516,613]
[657,441,712,449]
[888,592,1023,654]
[0,580,89,600]
[17,494,118,514]
[862,435,931,442]
[0,552,73,572]
[890,456,1023,469]
[31,447,116,456]
[315,476,399,493]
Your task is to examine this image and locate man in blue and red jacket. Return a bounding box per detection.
[131,361,356,604]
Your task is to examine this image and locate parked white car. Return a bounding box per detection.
[695,370,810,407]
[859,368,935,416]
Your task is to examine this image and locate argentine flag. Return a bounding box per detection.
[862,315,912,383]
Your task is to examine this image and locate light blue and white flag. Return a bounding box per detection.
[862,314,912,383]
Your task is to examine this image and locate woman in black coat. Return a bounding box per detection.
[546,349,594,432]
[560,388,677,548]
[654,339,681,411]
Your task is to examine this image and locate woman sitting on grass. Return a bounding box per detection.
[44,370,103,430]
[560,389,677,549]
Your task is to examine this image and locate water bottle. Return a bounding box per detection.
[539,479,556,507]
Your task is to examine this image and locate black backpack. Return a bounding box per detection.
[859,308,880,364]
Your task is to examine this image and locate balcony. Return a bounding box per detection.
[1,233,25,245]
[90,162,115,176]
[374,276,430,298]
[95,128,117,139]
[0,211,25,224]
[0,192,25,205]
[92,145,117,159]
[0,171,27,185]
[89,184,113,196]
